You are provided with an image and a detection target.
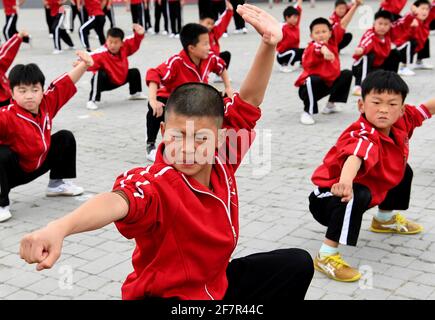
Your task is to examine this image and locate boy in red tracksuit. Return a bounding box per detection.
[276,0,304,73]
[351,10,401,96]
[0,31,27,107]
[145,23,233,162]
[0,51,93,223]
[295,0,361,126]
[20,4,314,301]
[86,24,146,110]
[329,0,353,51]
[199,0,233,70]
[77,0,106,51]
[393,0,434,76]
[379,0,407,21]
[309,70,435,282]
[48,0,76,54]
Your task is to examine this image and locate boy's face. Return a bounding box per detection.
[106,36,123,54]
[310,24,332,43]
[285,14,299,26]
[160,113,223,178]
[373,17,392,36]
[200,18,215,32]
[335,4,348,17]
[189,34,211,60]
[12,83,44,114]
[415,4,431,20]
[358,91,405,135]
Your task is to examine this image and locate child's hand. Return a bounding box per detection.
[354,0,363,6]
[20,225,65,271]
[224,86,234,98]
[236,4,282,46]
[354,47,364,56]
[321,46,335,61]
[76,50,94,67]
[226,0,233,11]
[17,30,29,39]
[133,23,145,35]
[331,182,353,202]
[150,99,165,117]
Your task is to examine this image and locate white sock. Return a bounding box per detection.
[376,209,394,222]
[319,243,339,259]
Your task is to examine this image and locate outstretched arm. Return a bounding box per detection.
[340,0,363,29]
[423,98,435,115]
[331,155,362,202]
[20,192,129,271]
[237,4,282,107]
[68,51,93,83]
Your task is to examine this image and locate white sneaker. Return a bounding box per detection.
[232,29,242,34]
[52,49,63,54]
[146,147,157,162]
[175,34,180,39]
[46,181,84,197]
[49,34,54,39]
[242,27,248,34]
[413,60,434,70]
[86,101,99,110]
[129,92,148,100]
[0,206,11,223]
[161,30,168,36]
[352,85,362,96]
[222,32,229,38]
[67,46,76,50]
[279,65,294,73]
[300,112,315,125]
[147,28,155,35]
[398,66,415,76]
[169,33,175,38]
[321,102,342,114]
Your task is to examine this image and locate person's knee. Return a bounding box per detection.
[53,130,76,146]
[353,185,372,209]
[282,248,314,278]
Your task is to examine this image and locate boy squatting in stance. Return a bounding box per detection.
[0,51,94,222]
[309,70,435,282]
[19,4,314,300]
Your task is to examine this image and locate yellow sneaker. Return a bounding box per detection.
[314,253,361,282]
[370,213,423,234]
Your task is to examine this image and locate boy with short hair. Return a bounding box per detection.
[295,0,362,125]
[352,10,401,96]
[276,0,304,73]
[393,0,434,76]
[309,70,435,282]
[199,0,233,70]
[145,23,233,162]
[0,31,28,107]
[20,4,314,301]
[0,51,94,223]
[86,24,147,110]
[329,0,353,51]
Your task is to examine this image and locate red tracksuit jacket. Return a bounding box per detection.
[392,12,433,52]
[112,93,261,300]
[0,74,77,172]
[209,9,233,55]
[311,104,431,207]
[146,50,226,99]
[84,0,104,16]
[380,0,407,15]
[48,0,64,17]
[352,28,393,67]
[2,0,16,15]
[295,23,345,87]
[0,34,22,102]
[88,32,144,85]
[276,5,302,54]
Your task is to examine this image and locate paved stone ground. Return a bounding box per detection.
[1,1,435,300]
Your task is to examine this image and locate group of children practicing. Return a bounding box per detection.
[0,0,433,300]
[276,0,435,125]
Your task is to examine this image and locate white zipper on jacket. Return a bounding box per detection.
[16,113,48,170]
[204,284,215,300]
[182,56,212,83]
[180,156,237,245]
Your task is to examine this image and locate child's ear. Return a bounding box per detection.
[357,99,365,113]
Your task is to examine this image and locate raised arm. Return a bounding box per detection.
[340,0,363,29]
[423,98,435,115]
[68,51,94,83]
[237,4,282,107]
[20,192,128,271]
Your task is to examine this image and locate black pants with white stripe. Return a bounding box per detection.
[154,0,169,33]
[79,15,106,51]
[3,14,17,41]
[146,96,167,144]
[224,248,313,301]
[51,14,75,50]
[89,69,142,102]
[308,164,413,246]
[169,1,182,35]
[220,51,231,69]
[338,32,352,51]
[276,48,304,66]
[298,70,352,115]
[0,130,77,207]
[352,50,401,86]
[104,5,116,28]
[230,0,245,30]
